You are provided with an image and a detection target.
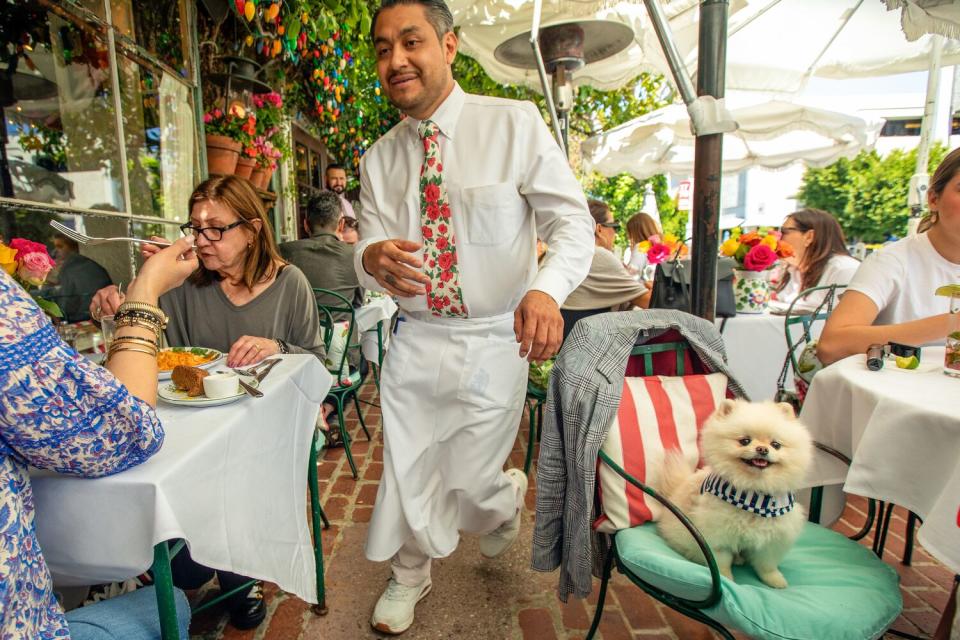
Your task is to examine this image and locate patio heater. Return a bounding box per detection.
[493,19,634,155]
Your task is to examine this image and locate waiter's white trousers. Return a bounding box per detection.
[364,311,528,582]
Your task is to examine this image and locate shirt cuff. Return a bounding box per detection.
[353,236,387,293]
[528,269,576,308]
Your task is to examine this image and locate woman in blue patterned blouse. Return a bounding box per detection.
[0,235,199,638]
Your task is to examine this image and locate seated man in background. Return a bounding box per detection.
[280,190,364,318]
[42,234,113,322]
[338,215,359,245]
[560,199,650,341]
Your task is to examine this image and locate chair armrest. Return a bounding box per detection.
[813,441,851,466]
[598,451,723,609]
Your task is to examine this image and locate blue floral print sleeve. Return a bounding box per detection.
[0,270,164,638]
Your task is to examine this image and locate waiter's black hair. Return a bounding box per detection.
[370,0,454,43]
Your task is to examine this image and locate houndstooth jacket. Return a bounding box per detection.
[531,309,747,601]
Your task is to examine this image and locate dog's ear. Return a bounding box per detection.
[715,399,737,419]
[775,402,797,419]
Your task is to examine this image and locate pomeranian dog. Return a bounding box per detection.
[656,399,813,588]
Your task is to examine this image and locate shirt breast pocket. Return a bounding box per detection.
[461,182,525,245]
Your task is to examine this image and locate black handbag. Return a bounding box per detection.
[649,255,737,318]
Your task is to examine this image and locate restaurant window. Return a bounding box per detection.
[881,118,922,137]
[1,0,200,292]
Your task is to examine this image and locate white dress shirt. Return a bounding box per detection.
[354,83,593,318]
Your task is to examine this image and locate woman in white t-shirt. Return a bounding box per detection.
[772,208,860,312]
[622,212,660,279]
[818,148,960,364]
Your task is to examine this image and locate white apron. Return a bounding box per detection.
[364,311,528,561]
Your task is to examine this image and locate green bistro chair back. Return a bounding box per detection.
[585,334,904,640]
[783,284,846,385]
[314,288,371,479]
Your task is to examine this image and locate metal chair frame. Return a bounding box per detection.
[314,288,371,479]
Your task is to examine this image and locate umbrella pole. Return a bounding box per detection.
[908,34,944,235]
[690,0,728,321]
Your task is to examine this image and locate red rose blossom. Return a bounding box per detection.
[436,236,448,251]
[422,226,433,239]
[437,252,453,270]
[424,184,440,204]
[743,244,778,271]
[440,270,453,282]
[426,204,440,221]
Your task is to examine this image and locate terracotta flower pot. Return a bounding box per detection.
[205,134,241,175]
[250,165,275,190]
[235,156,257,179]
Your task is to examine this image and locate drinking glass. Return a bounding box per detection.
[945,295,960,377]
[100,315,116,352]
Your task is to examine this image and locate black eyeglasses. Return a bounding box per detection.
[780,225,804,235]
[598,220,621,231]
[179,219,246,241]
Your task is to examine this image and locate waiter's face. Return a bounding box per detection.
[373,4,457,120]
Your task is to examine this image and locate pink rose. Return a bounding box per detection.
[424,184,440,204]
[437,252,453,271]
[742,244,778,271]
[646,243,670,265]
[203,113,212,124]
[17,251,55,285]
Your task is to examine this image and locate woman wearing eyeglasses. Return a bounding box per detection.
[771,208,860,312]
[337,214,359,245]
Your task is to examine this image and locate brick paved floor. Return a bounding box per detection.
[189,381,956,639]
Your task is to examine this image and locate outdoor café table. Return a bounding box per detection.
[716,311,825,400]
[355,293,398,365]
[800,347,960,575]
[30,354,332,637]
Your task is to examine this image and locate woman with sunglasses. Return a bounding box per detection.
[88,176,325,630]
[771,208,860,312]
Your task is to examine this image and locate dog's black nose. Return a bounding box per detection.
[755,446,769,456]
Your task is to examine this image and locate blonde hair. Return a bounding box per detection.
[187,175,286,290]
[920,147,960,232]
[625,212,660,246]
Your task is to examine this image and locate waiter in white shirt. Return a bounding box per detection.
[355,0,593,634]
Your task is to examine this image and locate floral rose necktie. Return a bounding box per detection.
[417,119,467,317]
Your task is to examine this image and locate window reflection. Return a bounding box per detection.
[111,0,191,78]
[1,2,125,210]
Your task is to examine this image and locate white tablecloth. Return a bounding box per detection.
[717,312,824,401]
[801,348,960,574]
[355,295,398,364]
[31,355,332,602]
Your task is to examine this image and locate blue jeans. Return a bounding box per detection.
[65,586,191,640]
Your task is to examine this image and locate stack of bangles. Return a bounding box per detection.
[107,302,169,364]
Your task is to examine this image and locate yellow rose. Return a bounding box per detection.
[0,244,17,275]
[637,241,651,252]
[761,234,778,250]
[720,238,740,257]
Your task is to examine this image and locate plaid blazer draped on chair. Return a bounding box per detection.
[531,310,746,601]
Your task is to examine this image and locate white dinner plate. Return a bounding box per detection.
[157,347,224,380]
[157,378,257,407]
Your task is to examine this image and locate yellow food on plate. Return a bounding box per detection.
[157,349,218,371]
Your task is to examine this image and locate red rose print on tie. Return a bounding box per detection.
[427,204,440,221]
[424,183,440,204]
[440,204,451,219]
[438,223,447,234]
[436,236,448,251]
[422,225,433,239]
[438,252,453,271]
[440,270,453,282]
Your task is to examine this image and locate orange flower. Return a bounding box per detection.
[740,231,761,247]
[777,240,795,259]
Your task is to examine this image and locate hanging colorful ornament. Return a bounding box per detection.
[244,0,256,21]
[245,34,254,46]
[235,0,245,14]
[272,39,282,56]
[374,87,380,96]
[339,58,346,70]
[266,2,280,21]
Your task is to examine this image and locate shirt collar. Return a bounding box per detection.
[406,82,464,142]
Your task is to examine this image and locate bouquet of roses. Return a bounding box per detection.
[720,227,794,272]
[0,238,61,317]
[637,233,688,265]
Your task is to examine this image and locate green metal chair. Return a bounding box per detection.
[585,336,906,640]
[523,381,547,475]
[314,288,371,479]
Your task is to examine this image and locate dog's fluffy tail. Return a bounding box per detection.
[657,450,694,498]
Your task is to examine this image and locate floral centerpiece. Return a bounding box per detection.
[637,233,688,266]
[0,238,61,318]
[720,228,794,313]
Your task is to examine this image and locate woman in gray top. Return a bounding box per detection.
[92,175,324,368]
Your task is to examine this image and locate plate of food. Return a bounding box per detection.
[157,347,223,380]
[158,365,257,407]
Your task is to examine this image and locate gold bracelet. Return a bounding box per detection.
[115,317,162,340]
[117,301,168,327]
[111,335,159,348]
[106,344,158,364]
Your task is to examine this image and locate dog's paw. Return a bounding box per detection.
[758,570,788,589]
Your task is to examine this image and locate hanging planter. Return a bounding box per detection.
[205,134,241,175]
[235,155,257,179]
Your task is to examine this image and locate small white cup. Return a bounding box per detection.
[202,373,240,399]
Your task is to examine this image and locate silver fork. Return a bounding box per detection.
[232,357,280,377]
[49,220,172,247]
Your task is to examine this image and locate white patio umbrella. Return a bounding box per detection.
[582,100,883,181]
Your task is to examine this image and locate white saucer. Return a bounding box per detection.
[157,378,257,407]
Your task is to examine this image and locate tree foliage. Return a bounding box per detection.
[583,172,686,244]
[797,144,947,243]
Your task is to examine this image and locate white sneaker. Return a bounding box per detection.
[370,577,432,635]
[479,468,528,559]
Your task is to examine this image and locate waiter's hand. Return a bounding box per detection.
[361,239,431,297]
[514,290,563,363]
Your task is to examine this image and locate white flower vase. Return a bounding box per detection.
[733,268,771,314]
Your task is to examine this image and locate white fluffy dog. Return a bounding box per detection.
[656,400,813,588]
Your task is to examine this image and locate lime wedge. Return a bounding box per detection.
[895,355,920,370]
[935,284,960,297]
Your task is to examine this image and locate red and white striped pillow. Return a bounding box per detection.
[594,373,728,533]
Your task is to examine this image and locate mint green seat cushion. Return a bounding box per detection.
[615,522,901,640]
[329,370,361,389]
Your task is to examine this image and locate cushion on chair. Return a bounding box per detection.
[595,373,728,533]
[331,370,361,390]
[615,522,902,640]
[324,321,350,380]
